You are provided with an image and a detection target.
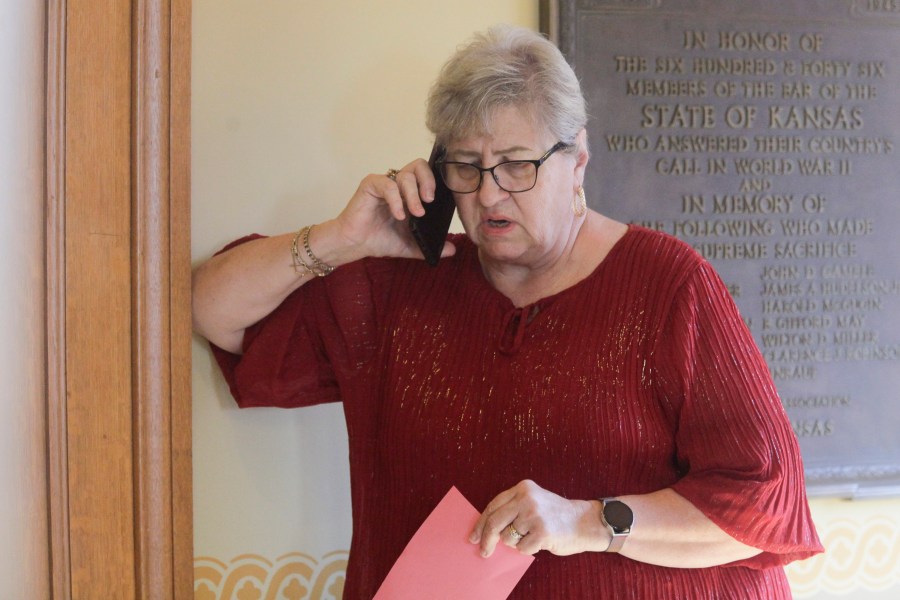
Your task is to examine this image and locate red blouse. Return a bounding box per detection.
[212,225,823,599]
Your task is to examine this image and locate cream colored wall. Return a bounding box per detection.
[191,2,900,598]
[0,1,49,597]
[192,2,538,598]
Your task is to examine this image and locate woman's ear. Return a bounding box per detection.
[573,128,589,185]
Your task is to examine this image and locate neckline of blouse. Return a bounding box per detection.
[460,223,636,312]
[456,224,636,355]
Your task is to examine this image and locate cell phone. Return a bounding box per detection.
[409,143,456,266]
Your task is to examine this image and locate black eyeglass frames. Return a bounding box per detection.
[436,141,572,194]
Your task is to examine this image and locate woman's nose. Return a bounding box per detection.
[475,171,507,207]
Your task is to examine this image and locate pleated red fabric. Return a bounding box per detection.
[212,225,823,599]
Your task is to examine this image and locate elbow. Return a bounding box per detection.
[191,263,244,354]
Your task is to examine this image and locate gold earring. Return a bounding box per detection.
[573,186,587,217]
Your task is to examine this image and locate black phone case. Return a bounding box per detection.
[409,144,456,266]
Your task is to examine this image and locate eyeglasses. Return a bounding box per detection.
[437,141,571,194]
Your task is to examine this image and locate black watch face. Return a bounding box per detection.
[604,500,634,532]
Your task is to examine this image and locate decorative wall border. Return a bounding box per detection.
[786,516,900,597]
[194,552,349,600]
[195,528,900,600]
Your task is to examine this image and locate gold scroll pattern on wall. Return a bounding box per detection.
[193,513,900,600]
[786,515,900,597]
[193,552,347,600]
[194,500,900,600]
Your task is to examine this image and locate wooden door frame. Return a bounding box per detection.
[46,0,192,597]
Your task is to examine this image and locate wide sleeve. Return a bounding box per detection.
[654,260,824,569]
[208,236,393,409]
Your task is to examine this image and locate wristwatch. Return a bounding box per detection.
[600,498,634,553]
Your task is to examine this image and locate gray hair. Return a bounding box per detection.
[425,24,587,149]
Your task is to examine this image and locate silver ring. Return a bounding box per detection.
[386,168,399,181]
[506,524,524,542]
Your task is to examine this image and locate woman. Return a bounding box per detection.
[193,25,822,598]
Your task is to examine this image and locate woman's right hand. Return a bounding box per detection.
[192,157,455,353]
[333,158,456,262]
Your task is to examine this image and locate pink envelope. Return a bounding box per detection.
[373,486,535,599]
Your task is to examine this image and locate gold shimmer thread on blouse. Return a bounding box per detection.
[212,226,823,599]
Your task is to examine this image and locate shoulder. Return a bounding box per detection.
[621,228,742,327]
[595,224,734,321]
[614,224,706,282]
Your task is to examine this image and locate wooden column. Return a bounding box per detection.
[46,0,192,597]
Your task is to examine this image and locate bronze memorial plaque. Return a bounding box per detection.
[550,0,900,496]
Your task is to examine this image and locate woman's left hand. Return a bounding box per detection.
[469,480,608,557]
